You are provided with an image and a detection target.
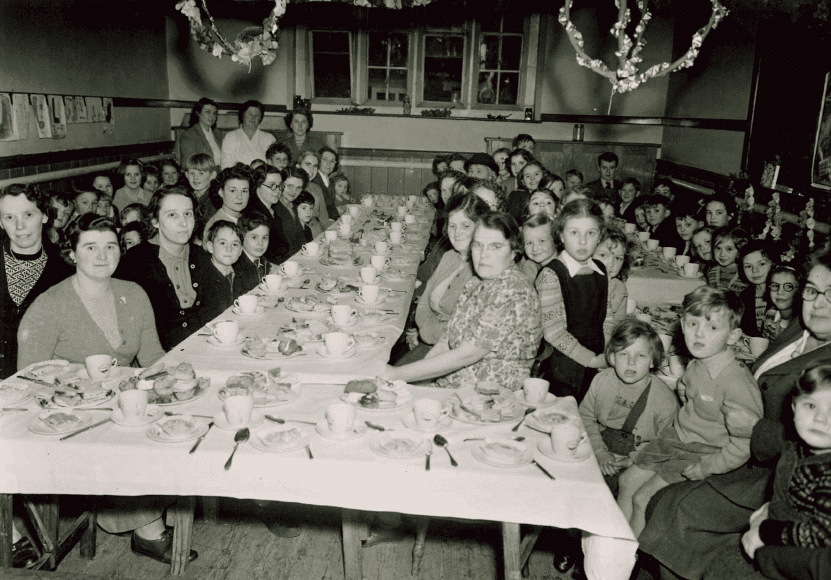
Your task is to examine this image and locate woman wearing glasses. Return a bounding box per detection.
[763,264,804,341]
[272,168,310,260]
[639,248,831,580]
[242,165,290,265]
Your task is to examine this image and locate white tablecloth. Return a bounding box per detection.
[0,198,636,580]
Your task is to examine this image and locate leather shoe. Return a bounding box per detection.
[12,537,38,568]
[131,529,197,565]
[553,551,576,574]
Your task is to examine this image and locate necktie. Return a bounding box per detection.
[255,259,264,280]
[605,182,612,190]
[225,271,234,291]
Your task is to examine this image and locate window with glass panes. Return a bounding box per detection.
[422,33,465,103]
[367,32,409,102]
[310,30,352,99]
[476,15,523,106]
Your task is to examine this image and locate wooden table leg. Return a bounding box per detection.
[341,509,368,580]
[0,494,12,567]
[519,525,542,578]
[501,522,521,580]
[79,498,96,560]
[26,495,58,571]
[201,497,217,524]
[412,516,430,575]
[169,496,196,576]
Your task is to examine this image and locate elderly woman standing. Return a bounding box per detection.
[639,247,831,580]
[220,100,275,169]
[388,212,542,390]
[179,97,222,166]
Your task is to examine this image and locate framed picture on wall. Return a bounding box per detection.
[812,72,831,189]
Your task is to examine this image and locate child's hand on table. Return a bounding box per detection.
[741,502,769,559]
[682,461,706,481]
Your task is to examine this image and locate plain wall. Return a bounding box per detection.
[0,0,171,157]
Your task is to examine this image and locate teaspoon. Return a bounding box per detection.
[433,434,458,467]
[224,428,249,470]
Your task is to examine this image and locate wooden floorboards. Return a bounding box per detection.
[9,499,580,580]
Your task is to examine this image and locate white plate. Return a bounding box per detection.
[153,383,210,407]
[401,412,452,433]
[286,301,330,315]
[355,295,386,307]
[369,433,431,459]
[354,333,385,348]
[315,420,368,441]
[524,409,573,433]
[316,283,357,295]
[391,257,417,267]
[514,391,558,408]
[258,283,287,294]
[0,382,38,406]
[111,405,163,427]
[241,344,306,360]
[300,249,325,258]
[537,439,592,463]
[146,419,209,443]
[24,360,71,382]
[35,387,117,409]
[319,257,353,268]
[358,313,394,326]
[317,345,357,359]
[340,387,414,413]
[250,425,310,453]
[217,385,300,408]
[328,315,359,329]
[232,306,265,317]
[381,271,413,282]
[207,336,246,348]
[76,367,135,382]
[28,411,93,435]
[212,412,265,431]
[472,440,534,468]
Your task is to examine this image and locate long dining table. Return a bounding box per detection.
[0,196,637,580]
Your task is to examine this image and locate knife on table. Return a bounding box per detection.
[60,418,112,441]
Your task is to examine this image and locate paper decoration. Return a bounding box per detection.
[64,96,77,123]
[48,95,66,138]
[102,97,114,134]
[30,94,52,138]
[0,94,17,141]
[85,97,103,122]
[12,94,28,139]
[74,96,88,122]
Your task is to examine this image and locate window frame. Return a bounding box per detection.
[357,30,415,107]
[415,27,470,109]
[307,29,356,105]
[470,18,528,110]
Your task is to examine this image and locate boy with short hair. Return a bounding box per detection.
[293,191,316,242]
[616,177,640,223]
[512,134,536,154]
[705,193,735,228]
[673,200,704,257]
[265,143,292,171]
[236,212,271,294]
[644,194,684,252]
[565,169,583,194]
[185,153,219,227]
[202,163,250,243]
[202,220,244,321]
[617,286,763,536]
[707,225,749,292]
[446,152,468,173]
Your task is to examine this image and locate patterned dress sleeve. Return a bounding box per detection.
[457,274,521,353]
[759,462,831,549]
[536,267,595,367]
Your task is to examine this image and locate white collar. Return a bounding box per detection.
[559,251,605,277]
[243,249,259,264]
[319,173,330,187]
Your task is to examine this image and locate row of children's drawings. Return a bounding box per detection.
[0,93,114,142]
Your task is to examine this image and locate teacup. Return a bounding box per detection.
[331,304,358,326]
[118,389,148,422]
[745,336,770,357]
[85,354,117,380]
[397,206,408,216]
[404,214,416,224]
[624,223,636,234]
[669,355,686,377]
[370,255,390,271]
[282,260,300,277]
[213,320,240,344]
[390,231,403,245]
[675,255,691,269]
[550,423,588,460]
[325,230,338,242]
[326,402,356,434]
[361,196,373,207]
[374,241,389,255]
[406,199,415,210]
[341,214,353,225]
[637,232,650,242]
[390,221,403,233]
[413,399,449,429]
[223,394,254,426]
[360,266,378,284]
[323,332,355,356]
[359,284,381,304]
[626,296,637,315]
[646,239,660,251]
[522,378,549,405]
[662,247,677,259]
[408,195,419,203]
[234,295,258,314]
[348,204,360,218]
[338,222,352,237]
[303,241,321,256]
[263,273,282,290]
[658,333,673,353]
[683,263,700,277]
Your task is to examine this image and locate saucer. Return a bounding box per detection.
[355,295,386,307]
[77,366,135,382]
[146,419,208,443]
[212,412,265,431]
[678,271,704,279]
[301,249,325,258]
[514,391,558,408]
[29,411,93,435]
[258,283,286,294]
[328,316,359,329]
[232,306,265,317]
[354,332,385,348]
[473,439,534,468]
[371,248,392,256]
[402,412,452,433]
[317,345,357,359]
[536,439,592,463]
[111,405,163,427]
[369,433,430,459]
[207,336,246,348]
[315,420,368,441]
[358,276,381,285]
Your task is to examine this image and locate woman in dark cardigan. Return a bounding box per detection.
[640,248,831,580]
[115,186,218,351]
[272,167,310,260]
[0,183,72,379]
[243,165,290,265]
